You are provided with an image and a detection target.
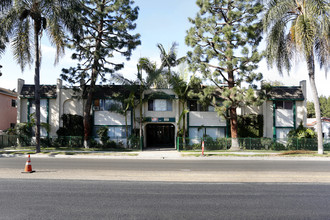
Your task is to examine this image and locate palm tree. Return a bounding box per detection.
[157,42,186,87]
[0,0,80,152]
[263,0,329,154]
[169,74,201,148]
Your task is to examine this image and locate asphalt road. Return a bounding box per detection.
[1,157,330,172]
[2,157,330,182]
[1,179,330,220]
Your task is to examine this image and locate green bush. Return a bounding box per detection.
[270,142,286,151]
[96,126,110,144]
[128,135,139,149]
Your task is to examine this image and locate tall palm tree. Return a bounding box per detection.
[169,73,201,148]
[263,0,329,154]
[0,0,80,152]
[157,42,186,87]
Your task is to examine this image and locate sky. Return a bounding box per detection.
[0,0,328,101]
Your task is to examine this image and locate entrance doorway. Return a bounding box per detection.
[146,124,175,148]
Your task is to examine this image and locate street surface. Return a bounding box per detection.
[1,179,330,219]
[1,157,330,182]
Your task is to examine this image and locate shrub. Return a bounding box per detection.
[96,126,110,144]
[128,135,139,149]
[270,142,286,151]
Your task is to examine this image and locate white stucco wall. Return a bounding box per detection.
[275,109,294,127]
[296,100,306,127]
[19,99,28,123]
[189,112,226,127]
[94,111,131,126]
[263,101,274,138]
[49,99,58,136]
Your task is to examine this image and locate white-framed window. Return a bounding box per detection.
[148,99,172,111]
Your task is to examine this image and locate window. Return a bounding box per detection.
[11,99,16,107]
[10,123,15,128]
[108,127,128,138]
[188,100,215,112]
[98,99,122,111]
[189,127,225,139]
[189,100,198,111]
[148,99,172,111]
[275,101,293,110]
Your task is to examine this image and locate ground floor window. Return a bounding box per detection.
[94,126,131,138]
[276,128,292,139]
[189,127,226,139]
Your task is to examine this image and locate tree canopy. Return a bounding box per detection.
[61,0,140,147]
[307,96,330,118]
[185,0,264,149]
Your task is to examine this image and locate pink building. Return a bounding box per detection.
[0,87,17,131]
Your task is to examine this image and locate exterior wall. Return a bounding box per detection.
[238,105,261,115]
[0,92,17,131]
[142,89,179,148]
[263,100,306,139]
[15,79,308,142]
[49,99,59,136]
[263,101,274,138]
[19,99,28,123]
[189,112,226,127]
[94,111,131,126]
[296,100,306,127]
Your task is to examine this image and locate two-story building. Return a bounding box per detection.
[16,78,307,148]
[0,87,17,132]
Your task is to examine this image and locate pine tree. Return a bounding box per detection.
[61,0,140,148]
[185,0,264,150]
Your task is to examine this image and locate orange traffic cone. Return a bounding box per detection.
[22,154,35,173]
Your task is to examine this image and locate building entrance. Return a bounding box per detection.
[146,124,175,148]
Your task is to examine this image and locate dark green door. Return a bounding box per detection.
[146,124,175,148]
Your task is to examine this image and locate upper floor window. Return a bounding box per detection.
[275,101,293,110]
[188,100,215,112]
[148,99,172,111]
[11,99,16,107]
[93,99,122,111]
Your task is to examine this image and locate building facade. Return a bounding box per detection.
[16,79,307,148]
[0,87,17,131]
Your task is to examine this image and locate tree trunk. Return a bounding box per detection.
[34,23,41,153]
[307,55,323,154]
[139,94,143,148]
[230,106,239,150]
[83,2,105,148]
[227,68,239,150]
[83,87,93,148]
[182,106,186,148]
